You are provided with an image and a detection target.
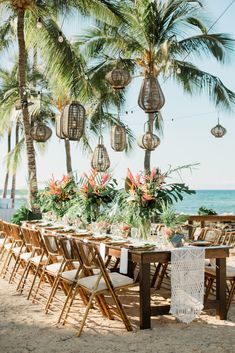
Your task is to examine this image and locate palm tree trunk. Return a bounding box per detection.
[17,9,39,212]
[10,122,20,208]
[144,150,151,173]
[2,129,11,198]
[144,113,154,174]
[64,139,73,174]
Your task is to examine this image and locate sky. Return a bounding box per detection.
[0,0,235,190]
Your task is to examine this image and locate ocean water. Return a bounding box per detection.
[174,190,235,215]
[1,189,235,215]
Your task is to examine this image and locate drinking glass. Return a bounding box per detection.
[131,227,139,240]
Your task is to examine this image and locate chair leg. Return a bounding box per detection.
[45,275,61,313]
[225,281,235,316]
[156,263,168,289]
[57,284,74,324]
[17,260,31,293]
[109,290,132,332]
[76,291,96,337]
[204,277,214,301]
[1,251,14,279]
[27,264,42,300]
[62,285,79,325]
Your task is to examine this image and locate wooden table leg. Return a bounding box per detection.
[139,260,151,329]
[216,257,227,320]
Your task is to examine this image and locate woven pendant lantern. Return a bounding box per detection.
[91,136,110,172]
[105,67,131,90]
[137,122,160,151]
[111,119,126,151]
[30,122,52,142]
[138,75,165,113]
[55,115,65,139]
[211,118,226,138]
[57,101,85,141]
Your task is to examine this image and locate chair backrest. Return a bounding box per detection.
[42,233,62,257]
[219,231,235,246]
[75,240,110,281]
[58,236,82,262]
[9,223,23,242]
[202,228,222,244]
[1,221,12,238]
[21,227,33,248]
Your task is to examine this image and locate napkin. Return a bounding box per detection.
[99,243,106,261]
[120,248,129,274]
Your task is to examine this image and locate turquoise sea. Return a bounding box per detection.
[175,190,235,215]
[1,189,235,215]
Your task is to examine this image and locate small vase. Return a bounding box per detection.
[139,219,151,240]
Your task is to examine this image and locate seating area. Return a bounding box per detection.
[0,219,235,337]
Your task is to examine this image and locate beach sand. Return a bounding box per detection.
[0,255,234,353]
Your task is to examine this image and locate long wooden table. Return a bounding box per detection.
[107,245,230,329]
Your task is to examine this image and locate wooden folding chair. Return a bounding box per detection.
[63,240,134,336]
[17,227,48,299]
[204,232,235,316]
[199,227,222,244]
[45,236,84,316]
[0,223,24,280]
[32,233,65,307]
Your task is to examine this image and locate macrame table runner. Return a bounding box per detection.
[170,247,205,324]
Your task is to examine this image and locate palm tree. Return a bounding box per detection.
[79,0,235,172]
[0,0,122,209]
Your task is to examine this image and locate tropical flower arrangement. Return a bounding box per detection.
[77,170,118,223]
[37,175,78,218]
[118,166,195,238]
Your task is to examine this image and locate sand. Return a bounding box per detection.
[0,255,235,353]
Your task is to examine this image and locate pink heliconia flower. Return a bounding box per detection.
[136,174,141,186]
[101,173,109,185]
[127,168,135,185]
[61,174,69,184]
[151,167,157,179]
[164,227,173,237]
[142,193,154,201]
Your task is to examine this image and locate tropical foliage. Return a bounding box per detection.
[77,170,118,223]
[37,175,78,217]
[117,166,195,230]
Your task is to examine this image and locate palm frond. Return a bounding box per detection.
[172,60,235,111]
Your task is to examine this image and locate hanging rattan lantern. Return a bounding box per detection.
[30,122,52,142]
[57,101,86,141]
[91,136,110,172]
[111,123,126,152]
[138,75,165,113]
[105,67,131,90]
[211,118,227,138]
[138,122,160,151]
[55,115,65,139]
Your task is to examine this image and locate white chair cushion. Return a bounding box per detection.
[31,255,48,264]
[12,246,22,254]
[4,243,12,250]
[61,268,103,282]
[205,265,235,277]
[61,269,78,281]
[20,252,32,261]
[0,238,5,246]
[78,272,134,292]
[45,262,62,273]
